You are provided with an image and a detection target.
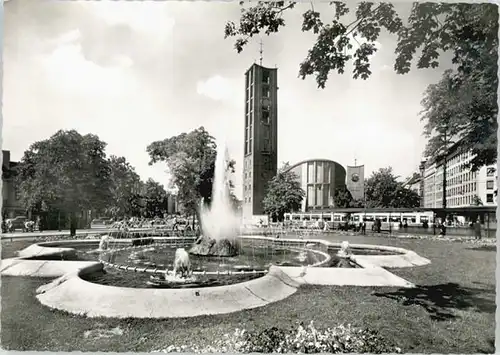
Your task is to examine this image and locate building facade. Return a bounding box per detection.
[2,150,24,218]
[422,146,497,208]
[242,64,278,221]
[284,159,347,212]
[345,165,365,201]
[403,172,425,207]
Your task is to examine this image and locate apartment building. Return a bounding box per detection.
[422,145,497,208]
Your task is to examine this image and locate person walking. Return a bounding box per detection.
[474,219,482,240]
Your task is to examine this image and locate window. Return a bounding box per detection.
[487,180,494,190]
[487,167,496,177]
[316,162,323,183]
[307,185,314,207]
[262,86,270,98]
[308,163,314,183]
[262,108,270,124]
[262,70,270,84]
[263,138,270,152]
[487,194,494,203]
[315,185,323,206]
[323,185,329,206]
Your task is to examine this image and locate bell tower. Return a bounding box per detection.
[241,63,278,222]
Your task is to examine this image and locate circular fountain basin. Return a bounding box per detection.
[25,238,330,289]
[5,234,430,318]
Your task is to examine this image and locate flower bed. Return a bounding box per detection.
[153,321,402,353]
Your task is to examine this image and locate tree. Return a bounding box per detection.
[333,186,365,208]
[225,2,498,170]
[420,70,465,209]
[471,195,483,206]
[364,167,420,208]
[16,130,113,235]
[263,162,305,221]
[142,179,169,218]
[146,127,236,222]
[107,155,143,218]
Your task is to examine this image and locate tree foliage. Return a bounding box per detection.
[364,167,421,208]
[263,162,305,221]
[421,66,497,171]
[142,178,169,218]
[471,195,483,206]
[15,130,113,233]
[333,186,364,208]
[107,155,143,217]
[225,2,498,170]
[147,127,235,217]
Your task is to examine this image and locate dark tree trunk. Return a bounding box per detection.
[69,212,77,237]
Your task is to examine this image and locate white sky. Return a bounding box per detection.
[3,0,449,198]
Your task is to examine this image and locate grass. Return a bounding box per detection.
[1,234,496,353]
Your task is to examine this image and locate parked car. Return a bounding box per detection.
[6,216,27,232]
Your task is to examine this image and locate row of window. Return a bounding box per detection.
[245,82,271,107]
[445,193,496,206]
[244,136,253,156]
[245,68,271,87]
[428,180,495,196]
[245,106,272,127]
[306,184,332,207]
[446,182,478,196]
[306,162,332,184]
[448,150,473,166]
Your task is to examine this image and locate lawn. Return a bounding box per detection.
[1,234,496,353]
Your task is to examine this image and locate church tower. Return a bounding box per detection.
[241,64,278,222]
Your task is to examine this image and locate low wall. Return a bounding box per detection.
[36,265,300,318]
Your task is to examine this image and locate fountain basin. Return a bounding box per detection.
[1,234,428,318]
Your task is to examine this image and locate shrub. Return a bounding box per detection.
[154,321,402,353]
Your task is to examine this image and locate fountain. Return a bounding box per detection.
[190,141,240,257]
[99,235,110,251]
[336,241,353,268]
[172,248,193,278]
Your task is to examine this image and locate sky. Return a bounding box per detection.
[3,0,450,198]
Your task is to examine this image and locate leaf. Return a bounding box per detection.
[365,167,420,208]
[16,130,113,215]
[146,127,236,217]
[263,163,305,220]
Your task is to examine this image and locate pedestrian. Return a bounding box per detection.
[474,219,482,240]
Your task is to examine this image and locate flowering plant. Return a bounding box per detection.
[154,321,402,353]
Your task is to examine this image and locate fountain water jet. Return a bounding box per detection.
[190,140,240,256]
